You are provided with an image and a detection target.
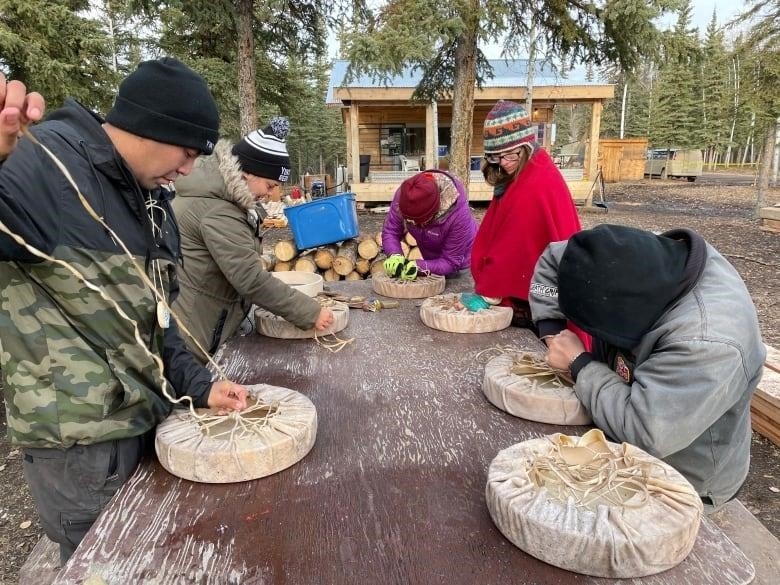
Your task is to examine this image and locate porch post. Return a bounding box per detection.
[587,100,603,180]
[426,102,437,171]
[350,104,361,184]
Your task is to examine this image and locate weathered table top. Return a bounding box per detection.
[54,279,755,585]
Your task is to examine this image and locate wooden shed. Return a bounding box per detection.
[327,59,615,203]
[599,138,649,182]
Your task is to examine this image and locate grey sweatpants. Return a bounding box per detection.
[23,435,144,565]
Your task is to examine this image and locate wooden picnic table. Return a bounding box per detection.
[53,278,755,585]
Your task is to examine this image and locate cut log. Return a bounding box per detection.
[155,384,317,483]
[374,231,383,246]
[323,268,342,282]
[355,257,371,275]
[404,232,417,247]
[345,270,362,281]
[357,236,380,260]
[314,245,338,270]
[293,250,317,273]
[401,241,411,256]
[274,239,298,262]
[273,260,293,272]
[333,240,359,276]
[370,254,387,276]
[420,293,512,333]
[407,246,423,261]
[372,272,445,299]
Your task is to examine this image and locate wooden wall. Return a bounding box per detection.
[599,138,648,182]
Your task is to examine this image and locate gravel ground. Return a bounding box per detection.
[0,179,778,583]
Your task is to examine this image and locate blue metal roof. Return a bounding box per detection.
[326,59,599,104]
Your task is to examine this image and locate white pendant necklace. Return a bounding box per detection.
[147,195,171,329]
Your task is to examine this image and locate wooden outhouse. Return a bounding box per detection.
[326,59,614,202]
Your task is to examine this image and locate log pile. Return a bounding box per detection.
[751,344,780,446]
[265,232,423,282]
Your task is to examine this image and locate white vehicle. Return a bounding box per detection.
[644,148,703,182]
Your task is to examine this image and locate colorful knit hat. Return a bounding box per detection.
[399,172,440,224]
[483,100,536,154]
[232,117,291,182]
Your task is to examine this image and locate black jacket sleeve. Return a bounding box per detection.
[0,132,64,261]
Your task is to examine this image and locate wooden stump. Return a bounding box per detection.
[372,272,445,299]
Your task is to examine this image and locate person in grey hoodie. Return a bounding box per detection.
[173,118,333,361]
[529,224,765,510]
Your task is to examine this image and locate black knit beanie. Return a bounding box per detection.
[106,57,219,155]
[558,224,689,349]
[232,117,291,182]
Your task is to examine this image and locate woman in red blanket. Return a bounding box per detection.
[470,100,589,348]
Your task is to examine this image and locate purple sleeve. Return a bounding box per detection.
[417,200,476,276]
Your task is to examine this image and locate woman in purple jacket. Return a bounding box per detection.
[381,170,478,279]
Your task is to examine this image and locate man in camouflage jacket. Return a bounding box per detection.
[0,59,247,563]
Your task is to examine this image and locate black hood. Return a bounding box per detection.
[558,225,706,349]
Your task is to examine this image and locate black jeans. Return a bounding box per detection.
[23,435,144,564]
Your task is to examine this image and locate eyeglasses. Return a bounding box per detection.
[484,151,521,164]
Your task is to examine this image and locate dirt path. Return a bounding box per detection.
[0,180,778,583]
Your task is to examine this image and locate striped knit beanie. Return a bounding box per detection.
[232,117,291,182]
[483,100,536,154]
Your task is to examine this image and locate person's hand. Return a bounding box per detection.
[544,329,586,372]
[384,254,407,278]
[399,259,418,281]
[207,380,248,412]
[314,307,335,331]
[0,73,45,160]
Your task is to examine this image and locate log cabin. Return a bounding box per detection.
[326,59,615,203]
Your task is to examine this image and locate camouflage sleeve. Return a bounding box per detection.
[162,318,213,407]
